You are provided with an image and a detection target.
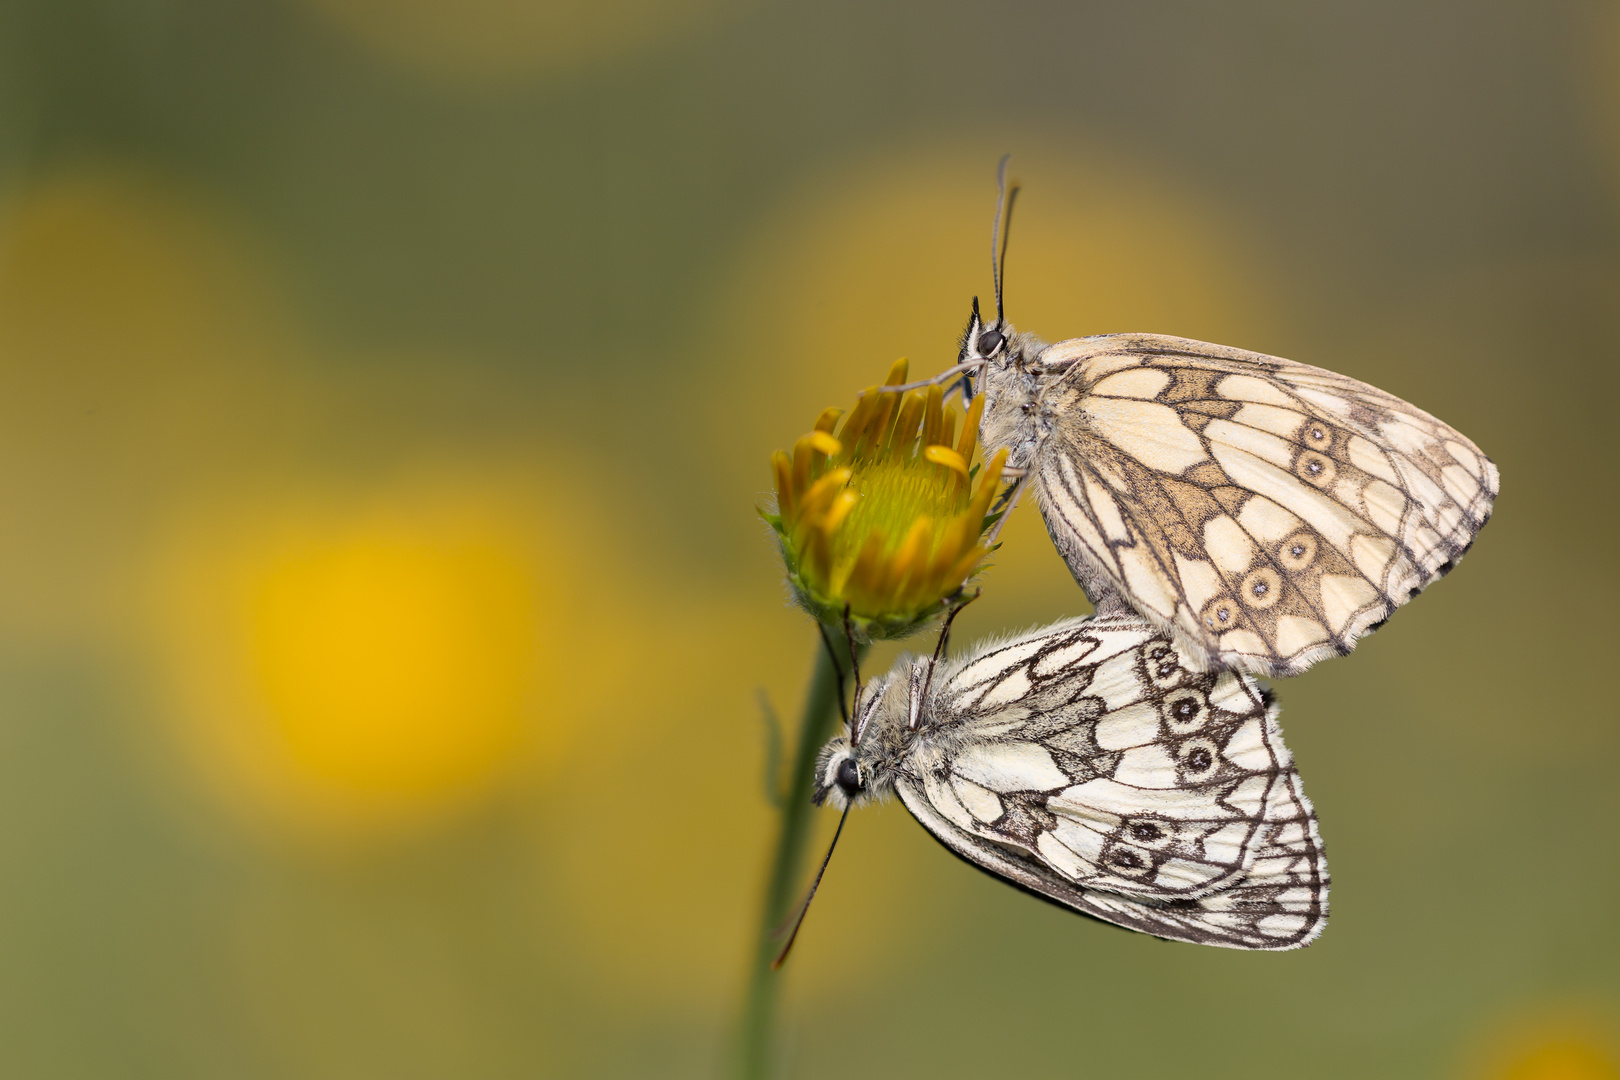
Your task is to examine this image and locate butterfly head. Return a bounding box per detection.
[814,674,907,809]
[957,296,1015,401]
[812,740,867,811]
[959,296,1009,361]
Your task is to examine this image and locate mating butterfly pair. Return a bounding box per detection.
[786,160,1496,957]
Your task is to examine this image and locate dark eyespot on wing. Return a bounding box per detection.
[1026,332,1496,678]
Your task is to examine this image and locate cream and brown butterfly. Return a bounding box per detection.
[775,611,1327,958]
[901,159,1499,678]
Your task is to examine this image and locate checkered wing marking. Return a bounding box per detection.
[897,615,1328,950]
[1030,333,1498,678]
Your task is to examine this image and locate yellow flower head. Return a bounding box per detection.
[764,358,1009,641]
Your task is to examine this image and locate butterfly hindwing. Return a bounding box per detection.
[1028,333,1498,677]
[895,615,1328,950]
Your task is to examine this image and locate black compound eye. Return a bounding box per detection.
[976,327,1005,356]
[835,757,862,796]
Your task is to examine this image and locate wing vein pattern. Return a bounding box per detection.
[1026,333,1498,677]
[896,614,1328,950]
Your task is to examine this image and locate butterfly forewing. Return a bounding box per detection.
[1026,334,1497,677]
[894,615,1328,950]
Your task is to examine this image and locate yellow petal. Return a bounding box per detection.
[791,435,815,495]
[837,390,877,450]
[799,468,852,522]
[819,489,859,535]
[923,516,971,596]
[804,521,833,587]
[966,447,1010,526]
[957,394,985,461]
[857,390,899,459]
[886,392,925,460]
[845,531,888,598]
[771,450,794,522]
[885,515,931,599]
[920,384,944,449]
[923,445,969,478]
[793,430,843,492]
[943,545,987,592]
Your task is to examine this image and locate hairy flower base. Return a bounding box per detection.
[764,358,1009,641]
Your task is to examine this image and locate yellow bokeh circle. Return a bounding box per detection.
[149,475,586,845]
[245,514,537,799]
[1459,1002,1620,1080]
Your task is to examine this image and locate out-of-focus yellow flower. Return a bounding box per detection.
[764,358,1009,641]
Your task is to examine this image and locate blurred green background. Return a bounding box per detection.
[0,0,1617,1077]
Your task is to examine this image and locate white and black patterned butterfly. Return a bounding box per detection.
[903,160,1498,678]
[785,613,1327,955]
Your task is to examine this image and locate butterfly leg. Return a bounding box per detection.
[932,587,980,668]
[815,622,850,726]
[875,358,988,394]
[841,604,864,720]
[913,588,981,729]
[984,472,1031,545]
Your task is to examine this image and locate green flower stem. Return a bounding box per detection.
[733,626,867,1079]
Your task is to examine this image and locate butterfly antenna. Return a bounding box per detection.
[770,805,852,970]
[998,184,1019,325]
[989,154,1020,325]
[816,621,850,726]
